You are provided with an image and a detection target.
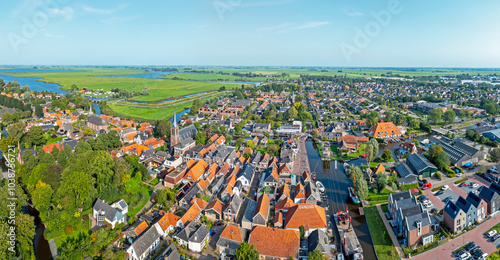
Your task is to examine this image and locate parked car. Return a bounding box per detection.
[442,185,450,190]
[430,208,438,214]
[435,190,444,196]
[422,182,432,190]
[459,182,467,187]
[459,251,471,260]
[443,196,453,203]
[423,201,432,208]
[465,242,476,251]
[473,183,479,188]
[487,230,498,238]
[456,249,466,257]
[214,220,224,226]
[209,230,216,236]
[417,195,427,202]
[492,233,500,242]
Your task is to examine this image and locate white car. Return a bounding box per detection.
[488,230,498,238]
[442,185,450,190]
[480,253,489,260]
[473,183,479,188]
[423,202,432,208]
[459,252,471,260]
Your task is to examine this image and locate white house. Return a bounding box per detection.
[126,224,162,260]
[92,199,128,228]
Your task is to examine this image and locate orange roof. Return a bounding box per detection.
[184,159,209,182]
[180,203,201,225]
[374,164,385,174]
[220,225,242,242]
[133,221,149,236]
[284,204,327,230]
[254,193,270,219]
[215,135,226,145]
[228,166,240,178]
[55,120,63,126]
[369,122,401,138]
[249,226,300,258]
[208,134,219,143]
[294,184,305,200]
[191,198,208,209]
[197,163,218,190]
[274,211,284,224]
[206,199,224,215]
[42,143,61,154]
[227,174,237,187]
[121,143,149,155]
[157,213,180,232]
[275,197,297,212]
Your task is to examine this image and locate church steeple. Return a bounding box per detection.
[170,111,180,148]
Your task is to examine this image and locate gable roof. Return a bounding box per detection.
[219,224,243,242]
[284,204,327,230]
[407,153,437,173]
[395,162,416,178]
[180,203,201,226]
[466,191,485,208]
[254,193,270,219]
[157,213,181,232]
[206,199,224,215]
[444,201,464,219]
[456,196,475,213]
[249,226,300,259]
[275,197,297,212]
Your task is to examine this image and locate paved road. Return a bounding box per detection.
[412,212,500,260]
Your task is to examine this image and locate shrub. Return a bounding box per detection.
[445,167,455,175]
[432,185,444,192]
[455,166,464,173]
[435,172,441,180]
[454,178,468,184]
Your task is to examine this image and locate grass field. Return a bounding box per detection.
[365,206,400,260]
[3,68,250,102]
[161,73,268,82]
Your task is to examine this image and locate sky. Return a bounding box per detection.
[1,0,500,67]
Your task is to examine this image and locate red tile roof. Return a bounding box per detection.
[249,226,300,258]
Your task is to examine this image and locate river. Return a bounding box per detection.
[305,141,377,260]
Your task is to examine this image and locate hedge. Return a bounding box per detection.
[455,166,464,173]
[432,185,444,192]
[454,178,468,184]
[435,172,441,180]
[445,167,455,175]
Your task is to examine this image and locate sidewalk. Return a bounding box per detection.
[376,204,406,259]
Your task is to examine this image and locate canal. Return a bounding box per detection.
[305,141,377,260]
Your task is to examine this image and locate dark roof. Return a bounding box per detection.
[179,124,198,142]
[61,139,78,150]
[466,191,484,208]
[224,195,242,215]
[443,201,463,219]
[455,196,475,213]
[181,185,200,204]
[87,114,107,126]
[389,190,411,204]
[242,199,257,224]
[131,225,160,257]
[430,137,479,164]
[307,229,331,257]
[188,224,209,243]
[407,154,437,173]
[490,182,500,195]
[20,147,37,158]
[479,186,497,202]
[395,162,416,178]
[404,211,432,231]
[232,99,252,107]
[398,204,423,219]
[238,163,255,181]
[156,243,180,260]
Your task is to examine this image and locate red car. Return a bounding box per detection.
[459,182,467,187]
[422,182,432,190]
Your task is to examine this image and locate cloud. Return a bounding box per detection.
[80,4,128,15]
[343,8,364,16]
[45,33,66,39]
[240,0,295,7]
[100,15,138,25]
[49,7,75,20]
[257,21,331,33]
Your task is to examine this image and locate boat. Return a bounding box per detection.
[348,186,360,204]
[337,253,344,260]
[312,172,316,180]
[353,253,364,260]
[316,181,325,193]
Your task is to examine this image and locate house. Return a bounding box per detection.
[466,192,487,223]
[284,204,327,236]
[337,135,369,151]
[237,163,255,188]
[92,199,128,228]
[395,202,423,235]
[241,198,258,230]
[430,137,483,167]
[126,225,162,260]
[402,211,436,247]
[253,122,271,133]
[223,195,242,223]
[154,243,180,260]
[368,122,402,138]
[87,114,108,132]
[455,196,477,227]
[123,220,149,239]
[406,154,438,178]
[174,221,210,253]
[394,162,418,185]
[388,190,412,218]
[400,142,417,155]
[156,213,181,236]
[478,186,500,214]
[178,202,202,228]
[307,229,332,259]
[248,226,300,260]
[204,199,224,221]
[253,193,270,227]
[443,201,466,234]
[216,225,243,256]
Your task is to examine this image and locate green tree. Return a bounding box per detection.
[26,125,46,146]
[195,132,206,145]
[428,145,444,160]
[235,242,259,260]
[365,144,374,165]
[368,138,379,157]
[154,120,171,138]
[375,172,388,192]
[59,169,92,206]
[7,122,25,147]
[381,150,393,162]
[435,151,450,169]
[308,249,325,260]
[490,148,500,163]
[429,108,443,124]
[15,213,36,259]
[34,104,43,117]
[355,178,369,201]
[246,140,255,149]
[287,106,298,120]
[32,181,54,213]
[444,110,456,124]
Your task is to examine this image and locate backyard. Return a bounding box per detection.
[364,205,400,260]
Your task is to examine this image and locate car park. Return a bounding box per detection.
[442,185,449,190]
[456,249,466,257]
[465,242,476,251]
[459,251,471,260]
[491,233,500,242]
[435,190,444,196]
[459,182,467,187]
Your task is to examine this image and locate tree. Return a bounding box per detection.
[355,178,369,201]
[195,132,206,145]
[59,169,92,206]
[34,104,43,117]
[382,150,393,162]
[154,120,171,138]
[375,172,388,192]
[15,213,36,259]
[7,122,25,146]
[287,106,298,120]
[308,249,325,260]
[365,144,374,166]
[235,242,259,260]
[32,181,54,213]
[368,138,379,157]
[490,148,500,163]
[444,110,456,124]
[429,108,443,124]
[435,151,450,170]
[458,110,468,120]
[83,128,94,136]
[428,145,444,160]
[246,140,255,149]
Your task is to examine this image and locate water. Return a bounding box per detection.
[0,73,67,94]
[305,141,377,260]
[169,109,191,123]
[0,69,80,73]
[93,103,101,115]
[26,206,51,260]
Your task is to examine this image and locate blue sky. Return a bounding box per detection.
[1,0,499,67]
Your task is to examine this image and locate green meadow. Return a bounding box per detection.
[161,72,268,82]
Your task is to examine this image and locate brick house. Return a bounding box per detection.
[443,201,466,234]
[466,191,487,223]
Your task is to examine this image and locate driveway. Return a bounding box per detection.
[411,212,500,260]
[458,180,483,196]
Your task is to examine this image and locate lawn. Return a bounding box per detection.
[149,178,159,186]
[338,143,366,160]
[485,222,500,235]
[161,73,267,82]
[46,136,64,144]
[367,187,394,204]
[364,206,400,260]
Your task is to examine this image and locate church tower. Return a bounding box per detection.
[170,111,180,147]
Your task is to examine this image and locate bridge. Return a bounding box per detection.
[432,127,452,136]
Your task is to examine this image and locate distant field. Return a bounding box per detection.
[161,73,267,82]
[3,69,249,102]
[107,92,224,120]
